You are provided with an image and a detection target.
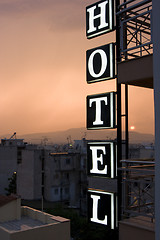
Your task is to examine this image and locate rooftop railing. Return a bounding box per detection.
[117,0,153,61]
[120,158,155,222]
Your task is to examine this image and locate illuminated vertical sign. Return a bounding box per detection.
[86,0,115,39]
[87,92,116,130]
[86,0,117,231]
[86,43,115,83]
[87,141,117,178]
[88,189,117,229]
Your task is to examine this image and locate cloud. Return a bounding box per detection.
[0,0,83,15]
[0,0,131,136]
[0,0,90,31]
[0,0,51,14]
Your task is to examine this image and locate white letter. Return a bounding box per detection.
[90,146,107,174]
[88,49,107,78]
[91,195,107,225]
[89,97,107,125]
[87,1,108,34]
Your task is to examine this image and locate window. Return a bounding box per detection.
[54,174,59,180]
[66,158,70,165]
[66,173,69,180]
[65,187,69,195]
[54,188,59,195]
[17,149,22,164]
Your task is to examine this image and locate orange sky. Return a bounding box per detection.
[0,0,154,135]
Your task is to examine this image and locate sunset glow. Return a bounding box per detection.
[0,0,154,136]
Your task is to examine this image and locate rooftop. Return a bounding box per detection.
[0,216,45,233]
[0,206,70,240]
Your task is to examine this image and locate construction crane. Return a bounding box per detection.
[9,132,17,139]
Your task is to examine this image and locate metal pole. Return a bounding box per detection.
[116,0,122,226]
[42,195,44,212]
[123,0,129,160]
[125,84,129,159]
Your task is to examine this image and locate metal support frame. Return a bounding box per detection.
[116,0,122,226]
[117,0,129,226]
[121,159,155,222]
[115,2,155,240]
[118,0,152,61]
[116,0,153,226]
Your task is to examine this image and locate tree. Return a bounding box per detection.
[5,172,17,196]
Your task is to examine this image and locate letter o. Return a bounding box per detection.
[88,49,107,78]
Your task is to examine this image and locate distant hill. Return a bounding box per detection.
[1,127,154,145]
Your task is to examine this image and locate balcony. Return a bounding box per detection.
[117,0,153,88]
[119,159,155,240]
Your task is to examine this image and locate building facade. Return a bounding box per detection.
[0,137,88,215]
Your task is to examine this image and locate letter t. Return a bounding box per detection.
[89,97,108,125]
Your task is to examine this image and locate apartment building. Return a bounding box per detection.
[0,138,25,195]
[17,141,87,214]
[0,137,87,214]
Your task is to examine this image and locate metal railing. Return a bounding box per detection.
[120,159,155,222]
[117,0,153,61]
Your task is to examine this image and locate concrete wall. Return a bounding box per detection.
[46,153,82,206]
[10,221,70,240]
[118,54,153,88]
[21,206,58,224]
[0,228,9,240]
[0,206,70,240]
[152,1,160,239]
[0,198,21,222]
[119,218,155,240]
[34,150,43,199]
[17,150,35,200]
[17,149,42,200]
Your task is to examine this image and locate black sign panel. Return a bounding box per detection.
[88,189,117,229]
[86,0,115,39]
[86,43,115,84]
[87,141,117,178]
[87,92,116,130]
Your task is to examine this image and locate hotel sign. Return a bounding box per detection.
[87,141,117,178]
[86,43,115,83]
[87,92,116,130]
[86,0,115,39]
[88,189,117,229]
[86,0,117,230]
